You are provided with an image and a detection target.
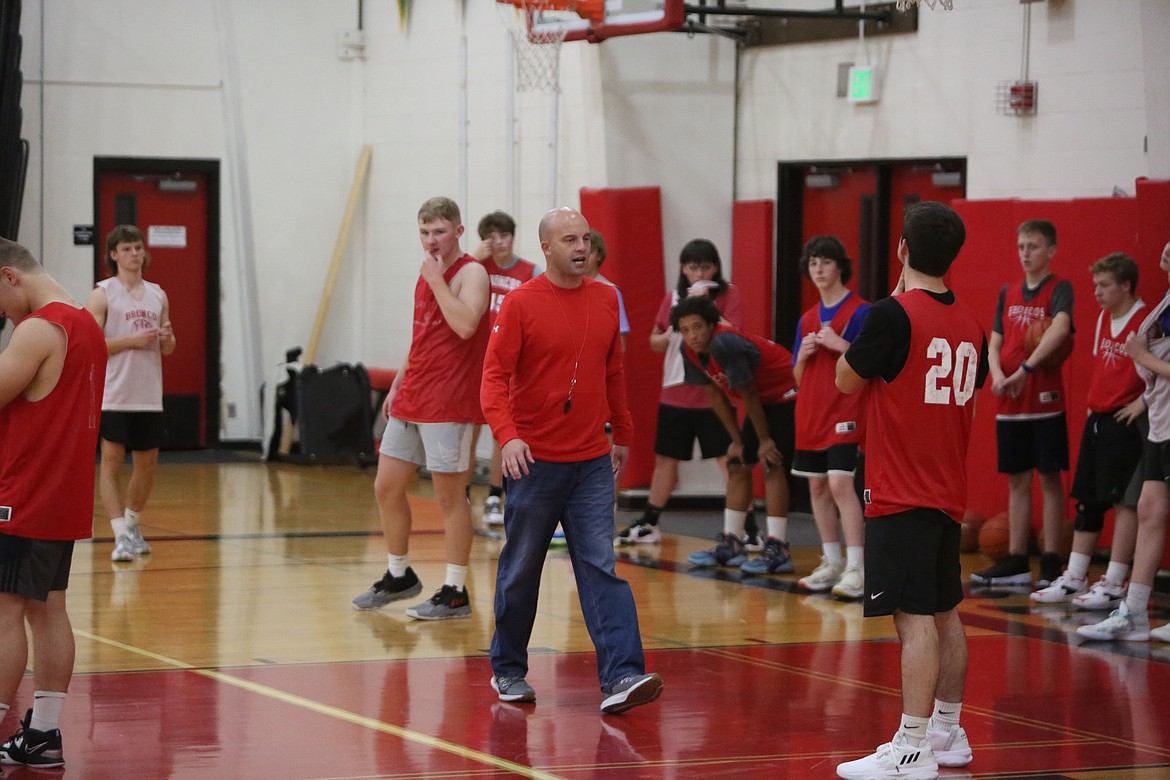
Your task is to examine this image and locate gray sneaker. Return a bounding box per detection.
[491,675,536,703]
[351,568,423,610]
[405,585,472,620]
[601,673,663,714]
[125,525,151,555]
[111,534,137,563]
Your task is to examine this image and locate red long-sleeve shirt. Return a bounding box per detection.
[481,275,633,462]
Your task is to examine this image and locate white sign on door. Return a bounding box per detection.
[148,225,187,248]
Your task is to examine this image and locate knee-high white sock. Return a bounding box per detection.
[30,691,66,732]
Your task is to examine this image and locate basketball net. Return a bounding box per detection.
[497,2,569,94]
[896,0,954,9]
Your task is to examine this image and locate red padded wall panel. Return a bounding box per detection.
[579,187,666,488]
[732,201,775,339]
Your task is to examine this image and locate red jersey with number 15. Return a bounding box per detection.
[864,290,985,523]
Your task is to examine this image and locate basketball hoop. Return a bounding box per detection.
[496,1,579,94]
[895,0,954,9]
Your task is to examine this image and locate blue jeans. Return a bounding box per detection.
[490,455,646,689]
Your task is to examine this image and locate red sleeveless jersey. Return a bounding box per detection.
[795,295,868,450]
[482,256,538,326]
[1086,304,1146,413]
[997,276,1067,419]
[392,254,490,424]
[864,290,984,523]
[683,324,797,405]
[0,303,106,540]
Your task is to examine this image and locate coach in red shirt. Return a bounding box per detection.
[480,207,663,715]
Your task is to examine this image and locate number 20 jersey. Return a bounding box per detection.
[864,289,986,523]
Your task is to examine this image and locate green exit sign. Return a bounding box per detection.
[848,65,878,103]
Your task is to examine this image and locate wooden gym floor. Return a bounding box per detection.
[11,459,1170,779]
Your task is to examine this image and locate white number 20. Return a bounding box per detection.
[924,338,978,406]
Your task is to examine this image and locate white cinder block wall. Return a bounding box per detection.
[15,0,1170,443]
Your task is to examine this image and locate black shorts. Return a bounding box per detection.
[1070,411,1145,531]
[653,404,732,461]
[864,508,962,618]
[0,533,74,601]
[101,411,168,451]
[996,415,1069,474]
[791,443,860,478]
[740,402,795,467]
[1142,438,1170,484]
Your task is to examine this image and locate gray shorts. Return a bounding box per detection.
[380,416,472,473]
[0,533,74,601]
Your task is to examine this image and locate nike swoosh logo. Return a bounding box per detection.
[870,591,884,600]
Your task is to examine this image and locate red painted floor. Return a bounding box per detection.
[9,632,1169,778]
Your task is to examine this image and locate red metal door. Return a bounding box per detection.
[96,171,210,448]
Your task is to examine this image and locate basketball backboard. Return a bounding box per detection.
[515,0,685,44]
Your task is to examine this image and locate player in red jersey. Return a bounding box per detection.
[0,239,107,769]
[788,235,869,597]
[836,202,988,780]
[470,211,540,526]
[672,295,798,572]
[351,197,490,620]
[973,219,1074,589]
[1032,253,1145,608]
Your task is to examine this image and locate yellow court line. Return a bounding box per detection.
[73,629,565,780]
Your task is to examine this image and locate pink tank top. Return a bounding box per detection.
[97,277,165,411]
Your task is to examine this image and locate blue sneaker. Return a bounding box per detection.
[550,524,567,547]
[687,532,746,568]
[740,537,794,575]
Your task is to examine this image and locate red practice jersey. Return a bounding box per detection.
[795,295,868,450]
[1086,303,1146,413]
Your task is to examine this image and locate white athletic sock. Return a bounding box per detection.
[387,554,410,578]
[30,691,65,732]
[845,545,864,569]
[1066,552,1091,582]
[766,515,787,542]
[110,517,128,537]
[898,713,929,746]
[930,699,962,730]
[822,541,842,565]
[724,509,748,539]
[1125,583,1151,616]
[124,507,141,527]
[445,564,468,590]
[1105,560,1130,586]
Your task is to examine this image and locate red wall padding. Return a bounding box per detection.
[579,187,666,488]
[733,200,776,338]
[952,179,1170,562]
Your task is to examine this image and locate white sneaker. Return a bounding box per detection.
[1151,622,1170,643]
[1076,602,1150,641]
[837,734,938,780]
[111,534,137,562]
[926,724,972,767]
[831,564,864,600]
[483,496,504,526]
[800,557,845,593]
[125,524,151,555]
[1071,576,1125,611]
[1029,573,1087,604]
